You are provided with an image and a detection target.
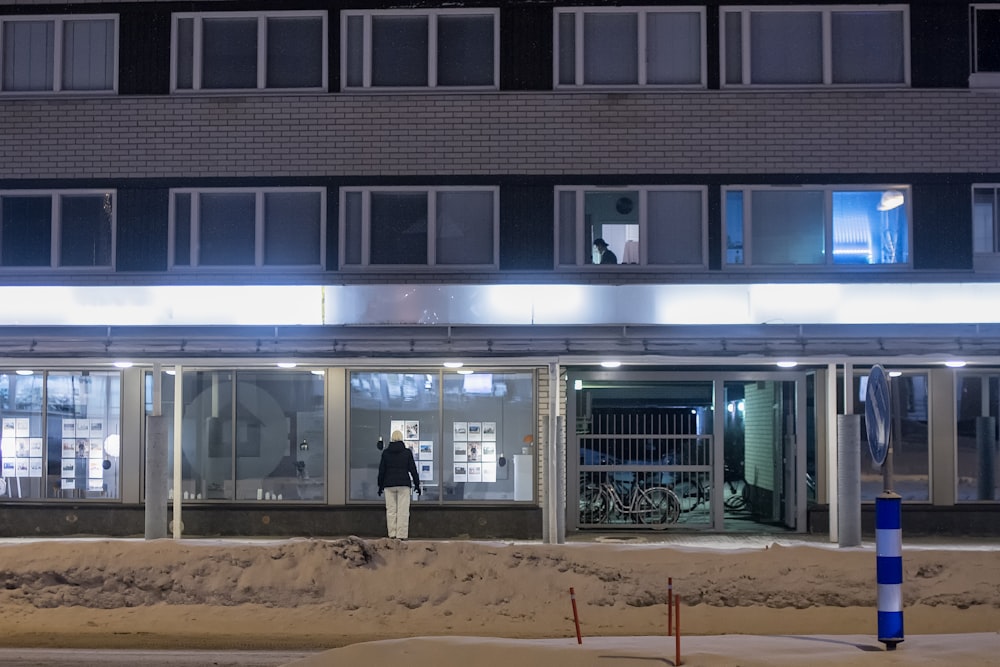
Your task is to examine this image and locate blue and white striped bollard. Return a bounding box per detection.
[875,491,904,650]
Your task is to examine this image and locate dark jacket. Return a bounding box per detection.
[378,440,420,492]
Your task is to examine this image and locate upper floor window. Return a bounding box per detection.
[971,5,1000,87]
[172,11,327,92]
[342,9,498,90]
[555,7,705,87]
[722,6,908,86]
[0,190,114,269]
[723,186,910,267]
[556,186,707,267]
[973,185,1000,254]
[341,187,498,268]
[170,188,325,269]
[1,15,117,94]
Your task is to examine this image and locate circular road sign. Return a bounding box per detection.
[865,365,891,466]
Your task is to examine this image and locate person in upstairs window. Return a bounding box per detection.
[377,429,421,540]
[593,238,618,264]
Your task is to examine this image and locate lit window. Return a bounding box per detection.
[341,187,498,268]
[556,187,707,267]
[973,186,1000,254]
[1,15,117,93]
[971,5,1000,87]
[170,188,325,268]
[555,7,704,87]
[342,9,498,89]
[722,6,908,86]
[172,11,327,92]
[723,186,910,267]
[0,191,115,268]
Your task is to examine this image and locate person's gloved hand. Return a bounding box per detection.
[414,486,421,496]
[377,488,383,496]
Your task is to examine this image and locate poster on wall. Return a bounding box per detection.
[481,442,497,462]
[481,462,497,483]
[15,439,29,457]
[62,440,75,459]
[2,418,15,440]
[483,422,496,440]
[15,418,29,437]
[418,461,433,482]
[418,442,433,461]
[61,419,76,438]
[29,438,43,457]
[467,422,482,442]
[75,418,91,438]
[390,419,405,439]
[90,419,105,440]
[453,442,467,462]
[28,459,43,478]
[2,461,15,477]
[468,463,482,482]
[453,422,467,439]
[467,442,480,462]
[15,459,29,477]
[405,421,419,440]
[453,464,468,482]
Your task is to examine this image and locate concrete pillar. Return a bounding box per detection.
[837,414,862,547]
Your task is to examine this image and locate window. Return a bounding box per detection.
[172,11,327,92]
[170,188,325,269]
[974,186,1000,254]
[1,370,121,500]
[723,186,910,267]
[556,186,707,267]
[149,369,325,502]
[956,373,1000,501]
[348,370,535,502]
[971,5,1000,87]
[555,7,704,87]
[1,15,117,93]
[342,9,498,89]
[0,190,114,269]
[341,187,498,268]
[721,6,908,86]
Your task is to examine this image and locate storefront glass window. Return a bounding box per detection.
[1,370,121,500]
[348,370,535,502]
[149,369,325,501]
[956,374,1000,501]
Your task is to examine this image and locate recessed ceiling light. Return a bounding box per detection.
[888,371,902,378]
[113,361,133,369]
[944,360,967,368]
[457,369,474,375]
[443,362,464,368]
[276,362,297,368]
[310,370,325,376]
[600,361,621,368]
[15,369,33,376]
[776,361,798,368]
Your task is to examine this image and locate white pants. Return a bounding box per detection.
[384,486,412,539]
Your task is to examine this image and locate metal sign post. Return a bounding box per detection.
[865,365,903,651]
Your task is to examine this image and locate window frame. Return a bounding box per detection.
[553,6,706,89]
[339,186,500,270]
[340,8,500,91]
[554,185,709,268]
[0,189,116,270]
[722,184,912,269]
[720,4,910,88]
[170,10,328,93]
[0,14,119,95]
[970,4,1000,87]
[168,187,327,270]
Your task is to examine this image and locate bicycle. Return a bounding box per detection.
[580,476,681,528]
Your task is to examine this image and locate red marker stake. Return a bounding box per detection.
[570,587,583,644]
[675,595,682,666]
[668,577,673,636]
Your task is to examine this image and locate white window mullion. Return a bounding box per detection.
[576,189,585,265]
[638,189,648,265]
[363,15,372,88]
[741,10,751,85]
[427,190,437,265]
[191,192,200,267]
[575,12,584,86]
[52,20,64,92]
[257,17,267,89]
[822,11,833,85]
[192,18,203,90]
[637,11,648,86]
[824,189,834,266]
[255,192,265,266]
[428,15,438,88]
[742,189,752,266]
[50,195,60,268]
[361,190,371,267]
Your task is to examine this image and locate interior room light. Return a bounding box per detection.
[877,190,905,211]
[776,360,798,368]
[600,361,622,368]
[888,371,903,378]
[15,369,33,376]
[443,361,464,368]
[310,370,325,376]
[276,362,297,368]
[457,369,474,375]
[944,360,967,368]
[574,379,583,390]
[113,361,133,369]
[103,434,120,458]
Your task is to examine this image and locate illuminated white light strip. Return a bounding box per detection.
[0,283,997,328]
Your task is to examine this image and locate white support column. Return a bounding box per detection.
[172,364,183,539]
[827,363,839,543]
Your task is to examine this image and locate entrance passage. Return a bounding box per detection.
[569,374,803,532]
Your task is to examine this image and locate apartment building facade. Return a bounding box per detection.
[0,0,998,538]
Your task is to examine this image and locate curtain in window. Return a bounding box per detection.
[647,191,702,265]
[436,191,493,265]
[62,19,114,91]
[2,21,54,91]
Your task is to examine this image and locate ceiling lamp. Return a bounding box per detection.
[877,190,905,211]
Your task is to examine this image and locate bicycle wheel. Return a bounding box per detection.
[579,484,609,524]
[638,487,681,527]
